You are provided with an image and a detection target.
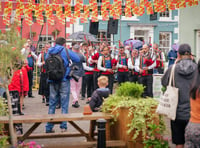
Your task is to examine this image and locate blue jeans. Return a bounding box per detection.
[46,80,70,132]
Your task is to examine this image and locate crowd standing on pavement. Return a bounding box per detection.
[4,36,200,147]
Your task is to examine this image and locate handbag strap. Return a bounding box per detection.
[169,64,176,86]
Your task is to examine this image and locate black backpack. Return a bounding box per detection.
[45,49,65,81]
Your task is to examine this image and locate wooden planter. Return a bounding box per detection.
[108,107,159,148]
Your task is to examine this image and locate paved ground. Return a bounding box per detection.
[21,89,176,148]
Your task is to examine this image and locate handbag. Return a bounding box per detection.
[156,64,179,120]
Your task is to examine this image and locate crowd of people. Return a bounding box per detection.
[6,37,200,147]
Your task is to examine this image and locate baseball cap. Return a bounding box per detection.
[178,44,191,55]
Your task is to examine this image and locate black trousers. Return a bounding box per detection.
[138,75,153,98]
[28,69,33,97]
[93,71,100,90]
[85,74,94,98]
[102,74,114,94]
[117,71,129,84]
[81,76,86,98]
[129,73,139,83]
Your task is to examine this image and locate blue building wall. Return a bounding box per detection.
[81,6,178,48]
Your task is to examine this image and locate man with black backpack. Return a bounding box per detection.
[45,37,80,133]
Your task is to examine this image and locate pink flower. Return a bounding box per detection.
[28,141,36,145]
[12,47,16,51]
[36,145,42,148]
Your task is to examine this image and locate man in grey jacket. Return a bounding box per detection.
[161,44,197,148]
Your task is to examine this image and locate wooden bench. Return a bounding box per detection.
[0,112,126,147]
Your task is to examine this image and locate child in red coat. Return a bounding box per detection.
[8,60,29,115]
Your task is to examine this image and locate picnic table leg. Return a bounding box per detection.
[89,120,96,140]
[68,121,94,141]
[18,123,41,142]
[4,123,11,144]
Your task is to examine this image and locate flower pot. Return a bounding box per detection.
[109,107,159,148]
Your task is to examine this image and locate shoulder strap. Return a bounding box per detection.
[65,48,72,64]
[169,64,176,86]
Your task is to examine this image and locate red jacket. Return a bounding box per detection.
[8,66,29,93]
[92,52,101,72]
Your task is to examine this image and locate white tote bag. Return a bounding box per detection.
[156,64,179,120]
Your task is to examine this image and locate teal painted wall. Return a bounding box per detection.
[179,4,200,54]
[81,3,178,47]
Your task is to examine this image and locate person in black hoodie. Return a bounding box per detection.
[161,44,197,148]
[89,76,110,112]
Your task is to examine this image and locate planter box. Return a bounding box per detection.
[108,107,159,148]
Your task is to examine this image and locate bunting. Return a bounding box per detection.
[70,14,77,24]
[64,4,71,17]
[35,4,44,25]
[3,2,12,25]
[101,0,109,21]
[24,4,33,26]
[145,1,154,15]
[125,0,132,17]
[80,13,87,23]
[90,0,98,22]
[83,5,90,22]
[0,1,2,12]
[15,2,24,23]
[0,0,199,23]
[74,0,83,18]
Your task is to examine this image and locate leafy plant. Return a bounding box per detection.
[0,23,25,146]
[143,123,169,148]
[0,23,25,85]
[116,82,144,98]
[102,82,167,142]
[52,29,60,36]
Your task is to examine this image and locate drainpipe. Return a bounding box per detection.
[46,0,49,41]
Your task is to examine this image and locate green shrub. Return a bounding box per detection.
[116,82,144,98]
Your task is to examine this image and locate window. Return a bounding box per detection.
[134,30,145,42]
[159,8,172,21]
[97,31,111,44]
[38,36,53,53]
[159,32,171,55]
[35,0,40,4]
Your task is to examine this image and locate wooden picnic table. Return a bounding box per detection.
[0,112,126,147]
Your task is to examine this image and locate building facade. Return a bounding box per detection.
[179,3,200,61]
[0,0,178,55]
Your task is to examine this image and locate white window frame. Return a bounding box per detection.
[97,30,111,44]
[38,35,54,52]
[159,32,172,55]
[121,0,139,21]
[159,8,172,21]
[196,30,200,61]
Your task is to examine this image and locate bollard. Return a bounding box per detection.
[97,119,107,148]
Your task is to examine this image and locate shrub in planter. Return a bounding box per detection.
[102,82,167,147]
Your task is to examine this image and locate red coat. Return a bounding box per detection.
[21,65,29,92]
[8,66,29,93]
